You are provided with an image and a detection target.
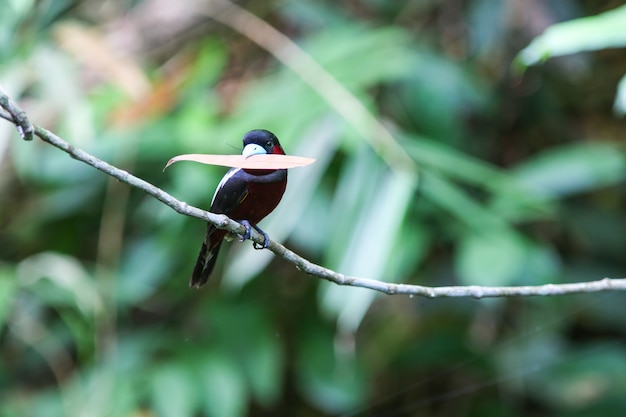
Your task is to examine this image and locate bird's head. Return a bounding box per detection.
[241,129,286,157]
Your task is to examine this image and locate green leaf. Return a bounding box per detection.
[221,23,412,138]
[206,302,283,407]
[517,244,561,286]
[457,230,527,286]
[516,5,626,67]
[296,322,366,414]
[614,73,626,117]
[0,267,17,329]
[116,240,174,305]
[512,143,626,198]
[392,53,491,141]
[321,155,416,332]
[199,353,247,417]
[16,252,101,316]
[241,331,282,407]
[420,171,507,231]
[530,344,626,409]
[404,135,553,221]
[151,364,198,417]
[200,299,283,415]
[304,24,413,86]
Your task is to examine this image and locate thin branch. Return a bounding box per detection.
[2,91,626,298]
[0,86,34,141]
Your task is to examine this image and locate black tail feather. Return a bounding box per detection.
[190,240,222,288]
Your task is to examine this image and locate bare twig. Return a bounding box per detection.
[2,91,625,298]
[0,86,34,141]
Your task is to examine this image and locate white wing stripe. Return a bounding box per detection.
[211,168,241,205]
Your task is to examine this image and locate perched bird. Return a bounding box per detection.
[190,129,288,288]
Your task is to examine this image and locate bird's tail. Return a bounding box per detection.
[190,228,223,288]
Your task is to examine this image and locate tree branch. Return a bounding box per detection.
[2,91,625,298]
[0,86,34,141]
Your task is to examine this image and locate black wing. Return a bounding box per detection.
[209,168,249,214]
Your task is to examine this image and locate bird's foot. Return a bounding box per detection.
[238,220,253,241]
[253,228,270,250]
[237,220,270,250]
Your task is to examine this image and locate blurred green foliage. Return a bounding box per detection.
[1,1,626,416]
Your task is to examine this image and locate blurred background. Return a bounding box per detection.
[1,1,626,416]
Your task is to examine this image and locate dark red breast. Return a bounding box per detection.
[207,167,287,249]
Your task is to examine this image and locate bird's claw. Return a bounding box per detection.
[238,220,252,241]
[238,220,270,249]
[253,230,270,250]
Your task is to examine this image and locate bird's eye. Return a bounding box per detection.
[266,141,273,147]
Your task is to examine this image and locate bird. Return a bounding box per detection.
[190,129,288,288]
